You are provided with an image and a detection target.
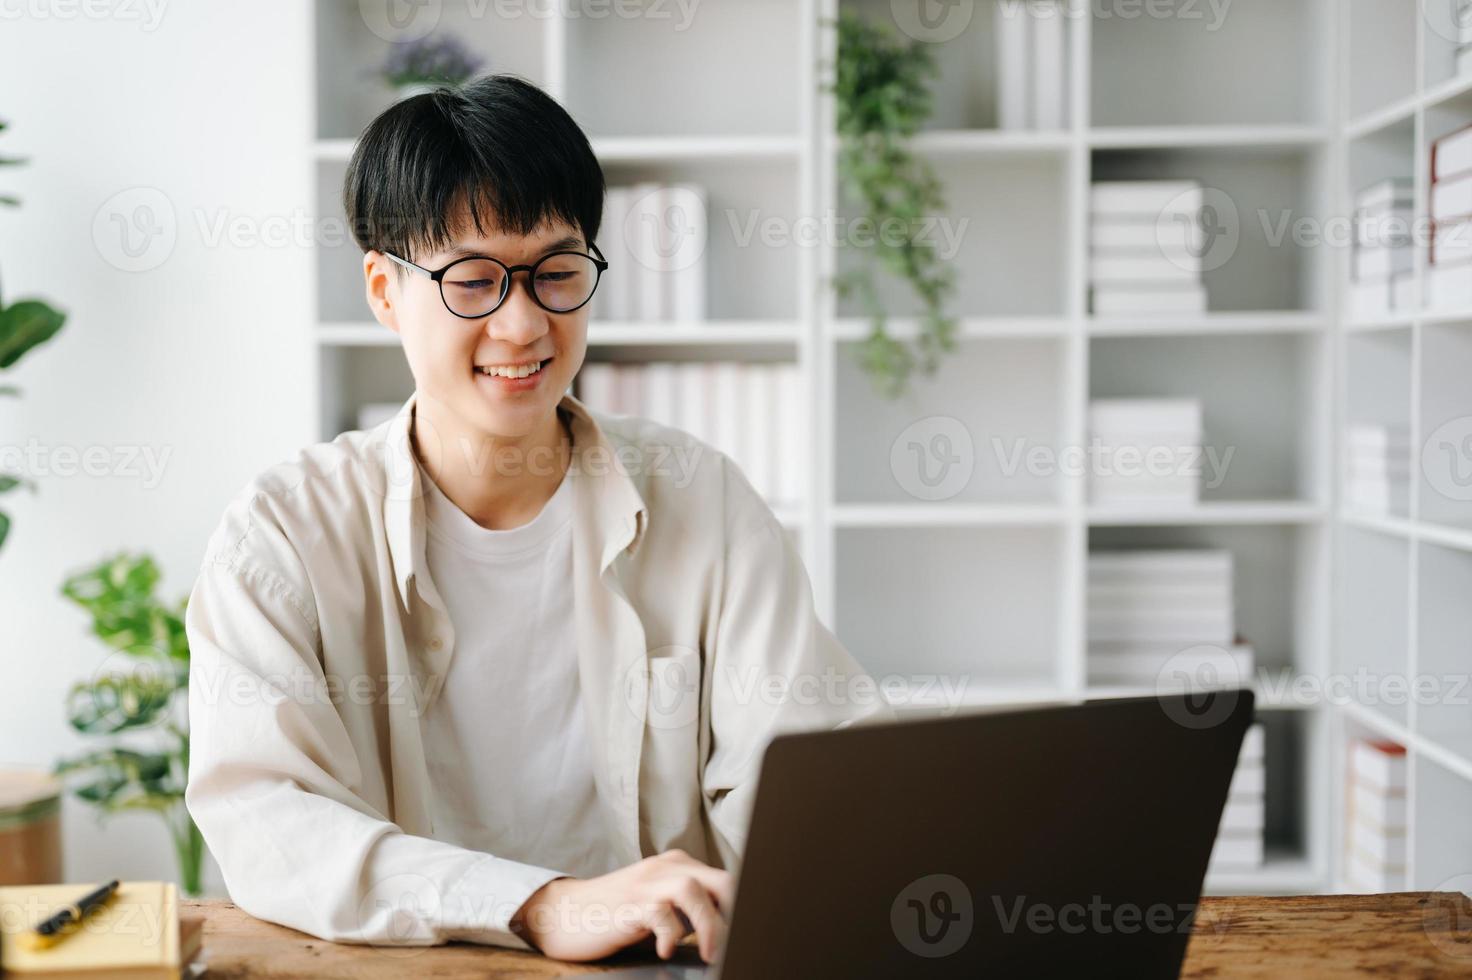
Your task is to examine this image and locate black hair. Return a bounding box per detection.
[343,73,605,273]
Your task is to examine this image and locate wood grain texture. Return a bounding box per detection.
[182,892,1472,978]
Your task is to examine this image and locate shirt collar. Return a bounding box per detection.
[381,390,648,607]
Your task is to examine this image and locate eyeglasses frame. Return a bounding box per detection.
[382,240,609,319]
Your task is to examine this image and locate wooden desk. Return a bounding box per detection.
[183,892,1472,978]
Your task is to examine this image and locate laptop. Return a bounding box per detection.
[603,690,1255,979]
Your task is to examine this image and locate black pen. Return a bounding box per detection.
[23,879,121,950]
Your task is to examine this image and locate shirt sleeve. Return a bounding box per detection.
[184,544,564,949]
[701,457,897,866]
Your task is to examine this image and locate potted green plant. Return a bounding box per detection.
[1,115,66,550]
[379,35,484,101]
[824,11,959,399]
[51,554,203,896]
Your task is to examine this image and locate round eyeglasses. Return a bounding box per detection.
[383,242,609,318]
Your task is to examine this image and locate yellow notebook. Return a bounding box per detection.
[0,881,190,979]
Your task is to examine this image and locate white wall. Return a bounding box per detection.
[0,4,316,894]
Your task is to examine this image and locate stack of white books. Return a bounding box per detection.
[1086,550,1253,689]
[994,0,1068,130]
[1088,399,1203,507]
[576,360,803,505]
[1089,181,1208,315]
[1349,179,1414,319]
[1343,423,1410,515]
[1428,124,1472,310]
[1343,739,1408,892]
[592,183,708,323]
[1210,722,1266,873]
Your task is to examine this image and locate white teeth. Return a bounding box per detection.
[479,361,544,379]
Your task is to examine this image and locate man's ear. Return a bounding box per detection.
[363,250,401,336]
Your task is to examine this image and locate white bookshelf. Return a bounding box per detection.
[307,0,1470,897]
[1337,0,1472,897]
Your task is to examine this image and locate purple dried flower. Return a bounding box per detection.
[380,34,484,88]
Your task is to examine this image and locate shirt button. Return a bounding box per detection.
[428,636,444,651]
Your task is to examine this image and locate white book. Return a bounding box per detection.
[775,363,804,505]
[1345,851,1407,893]
[1219,796,1265,833]
[1090,479,1201,505]
[616,363,644,416]
[1087,581,1232,603]
[642,361,678,429]
[1353,243,1412,281]
[662,183,708,322]
[576,362,620,414]
[1346,424,1410,450]
[1089,548,1233,572]
[1089,644,1252,685]
[1090,219,1204,252]
[1209,833,1264,868]
[625,181,665,321]
[1426,261,1472,310]
[1390,270,1417,310]
[995,1,1031,129]
[1227,762,1265,798]
[1090,253,1202,282]
[1354,207,1412,249]
[1354,178,1413,215]
[1351,816,1408,866]
[1092,284,1208,315]
[1240,723,1265,763]
[1030,0,1066,130]
[1431,171,1472,223]
[1348,278,1393,319]
[711,362,744,464]
[1090,181,1203,218]
[1090,398,1203,434]
[1432,217,1472,265]
[1351,740,1407,793]
[676,362,712,446]
[1087,616,1235,646]
[603,187,632,322]
[1350,779,1408,834]
[743,364,776,501]
[1433,123,1472,182]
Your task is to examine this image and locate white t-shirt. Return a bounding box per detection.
[418,460,617,881]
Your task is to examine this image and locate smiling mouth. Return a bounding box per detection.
[474,358,551,380]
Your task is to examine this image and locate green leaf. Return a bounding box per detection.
[0,299,66,370]
[53,747,182,814]
[61,553,191,662]
[65,668,182,735]
[0,384,20,396]
[0,510,8,550]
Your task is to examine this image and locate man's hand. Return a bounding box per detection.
[510,849,734,963]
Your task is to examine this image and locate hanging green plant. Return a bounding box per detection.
[824,10,959,399]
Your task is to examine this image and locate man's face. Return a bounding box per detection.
[374,211,591,446]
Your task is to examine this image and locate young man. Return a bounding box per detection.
[183,74,892,964]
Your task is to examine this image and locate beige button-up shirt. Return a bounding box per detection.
[183,392,893,949]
